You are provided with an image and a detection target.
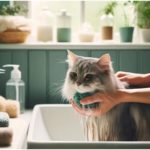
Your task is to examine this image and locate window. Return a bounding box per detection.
[30,1,134,32]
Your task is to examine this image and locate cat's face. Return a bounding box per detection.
[62,50,115,100]
[68,57,107,93]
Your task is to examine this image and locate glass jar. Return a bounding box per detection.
[37,9,55,42]
[78,22,94,42]
[100,13,114,40]
[56,10,71,42]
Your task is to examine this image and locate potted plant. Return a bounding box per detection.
[0,3,26,16]
[119,2,134,42]
[0,4,30,43]
[100,2,117,40]
[135,1,150,42]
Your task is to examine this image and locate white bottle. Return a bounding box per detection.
[100,13,114,40]
[37,8,55,42]
[78,22,94,42]
[57,10,72,42]
[3,65,25,113]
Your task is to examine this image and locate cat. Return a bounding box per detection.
[62,50,150,141]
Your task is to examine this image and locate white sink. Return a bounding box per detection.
[27,104,150,149]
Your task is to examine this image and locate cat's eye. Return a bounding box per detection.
[84,74,95,82]
[69,72,77,81]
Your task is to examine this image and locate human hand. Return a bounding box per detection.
[116,71,146,86]
[71,91,123,116]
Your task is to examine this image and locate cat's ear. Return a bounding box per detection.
[67,50,78,65]
[97,53,112,71]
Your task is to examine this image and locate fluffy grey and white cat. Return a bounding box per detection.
[62,50,150,141]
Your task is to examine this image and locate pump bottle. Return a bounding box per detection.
[3,65,25,113]
[0,69,5,74]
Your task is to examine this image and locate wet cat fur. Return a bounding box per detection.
[62,50,150,141]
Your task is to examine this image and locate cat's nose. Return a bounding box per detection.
[76,81,82,86]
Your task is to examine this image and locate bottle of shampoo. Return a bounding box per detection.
[57,10,72,42]
[3,65,25,113]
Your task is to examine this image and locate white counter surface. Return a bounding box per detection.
[0,42,150,50]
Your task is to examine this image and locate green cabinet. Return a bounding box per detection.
[0,49,149,108]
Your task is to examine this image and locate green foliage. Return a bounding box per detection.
[101,2,117,15]
[135,1,150,28]
[0,4,26,16]
[122,1,132,27]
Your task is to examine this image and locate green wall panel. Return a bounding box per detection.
[28,51,47,108]
[12,51,28,107]
[139,51,150,73]
[72,50,90,57]
[119,51,138,73]
[48,50,67,103]
[0,49,150,108]
[91,50,119,72]
[47,50,89,104]
[0,51,11,97]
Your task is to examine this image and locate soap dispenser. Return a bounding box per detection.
[3,65,25,113]
[0,69,5,74]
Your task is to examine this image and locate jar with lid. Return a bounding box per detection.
[37,9,55,42]
[56,10,71,42]
[100,13,114,40]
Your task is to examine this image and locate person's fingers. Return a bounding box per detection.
[80,95,103,104]
[71,101,82,112]
[92,101,114,116]
[118,76,128,82]
[116,71,127,78]
[80,97,102,104]
[119,76,136,85]
[71,101,87,115]
[90,103,110,116]
[71,100,96,116]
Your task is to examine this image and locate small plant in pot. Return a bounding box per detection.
[119,2,134,43]
[100,2,117,40]
[135,1,150,42]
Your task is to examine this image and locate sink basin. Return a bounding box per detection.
[27,104,150,149]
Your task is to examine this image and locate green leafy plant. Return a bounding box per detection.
[121,2,133,27]
[0,4,26,16]
[134,1,150,28]
[103,2,117,15]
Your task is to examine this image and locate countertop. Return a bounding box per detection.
[0,42,150,50]
[1,110,32,149]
